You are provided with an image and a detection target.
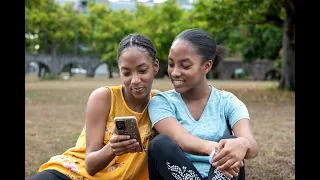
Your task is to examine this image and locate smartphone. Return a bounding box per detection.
[114,116,143,152]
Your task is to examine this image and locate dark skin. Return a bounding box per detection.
[153,39,258,178]
[84,47,159,176]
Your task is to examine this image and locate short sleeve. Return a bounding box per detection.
[225,94,250,128]
[148,94,176,128]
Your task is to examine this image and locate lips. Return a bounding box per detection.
[132,87,144,93]
[172,79,185,87]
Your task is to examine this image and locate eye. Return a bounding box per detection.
[168,63,174,68]
[122,72,130,76]
[139,69,147,73]
[181,65,191,69]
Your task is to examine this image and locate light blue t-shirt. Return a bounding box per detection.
[148,85,250,178]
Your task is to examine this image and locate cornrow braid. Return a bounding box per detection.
[117,34,156,62]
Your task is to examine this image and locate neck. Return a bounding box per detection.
[122,87,150,113]
[181,80,211,102]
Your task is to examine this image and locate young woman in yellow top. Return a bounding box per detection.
[28,33,160,180]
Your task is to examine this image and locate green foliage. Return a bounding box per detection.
[134,0,189,63]
[25,0,87,54]
[25,0,287,74]
[191,0,284,61]
[87,2,137,65]
[241,24,283,62]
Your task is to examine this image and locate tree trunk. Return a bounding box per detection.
[108,63,113,78]
[38,64,44,78]
[279,11,295,91]
[69,63,74,77]
[51,44,59,79]
[74,30,78,56]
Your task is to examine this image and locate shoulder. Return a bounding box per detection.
[150,89,179,104]
[88,86,112,104]
[154,89,177,99]
[151,89,162,96]
[211,86,235,99]
[211,87,246,113]
[90,86,111,97]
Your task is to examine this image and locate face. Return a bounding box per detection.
[168,39,210,93]
[118,47,159,99]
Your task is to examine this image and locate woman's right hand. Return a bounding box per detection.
[109,129,140,156]
[219,161,243,179]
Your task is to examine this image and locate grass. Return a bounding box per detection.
[25,75,294,180]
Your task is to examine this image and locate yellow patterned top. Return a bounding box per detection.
[38,85,156,180]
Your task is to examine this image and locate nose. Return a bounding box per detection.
[169,67,181,77]
[131,73,141,84]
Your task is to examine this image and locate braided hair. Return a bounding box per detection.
[117,34,157,63]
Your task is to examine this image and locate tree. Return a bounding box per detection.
[87,2,137,78]
[192,0,295,91]
[134,0,190,77]
[25,0,87,78]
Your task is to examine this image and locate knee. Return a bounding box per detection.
[148,134,178,156]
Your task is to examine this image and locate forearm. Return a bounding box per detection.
[174,132,218,156]
[85,144,115,176]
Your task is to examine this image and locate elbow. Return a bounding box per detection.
[87,169,97,177]
[85,158,98,176]
[252,143,259,158]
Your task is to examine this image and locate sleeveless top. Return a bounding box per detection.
[38,85,156,180]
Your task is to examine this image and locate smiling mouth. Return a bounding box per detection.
[172,80,184,86]
[132,87,144,93]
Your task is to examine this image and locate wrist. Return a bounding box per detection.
[208,147,216,164]
[105,143,117,157]
[205,141,218,156]
[238,136,251,150]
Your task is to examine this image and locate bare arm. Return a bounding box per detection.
[84,87,115,176]
[84,87,140,176]
[232,118,259,159]
[154,117,218,156]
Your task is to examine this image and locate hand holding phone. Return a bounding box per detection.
[114,116,143,153]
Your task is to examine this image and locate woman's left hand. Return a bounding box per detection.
[211,137,248,171]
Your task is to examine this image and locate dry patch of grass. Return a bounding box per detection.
[25,75,294,180]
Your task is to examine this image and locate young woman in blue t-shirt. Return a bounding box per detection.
[147,28,259,180]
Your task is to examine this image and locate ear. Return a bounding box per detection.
[203,59,213,74]
[153,59,159,76]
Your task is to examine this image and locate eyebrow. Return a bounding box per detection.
[168,57,192,63]
[121,62,148,70]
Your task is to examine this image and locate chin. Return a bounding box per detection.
[173,86,186,94]
[133,92,148,99]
